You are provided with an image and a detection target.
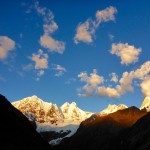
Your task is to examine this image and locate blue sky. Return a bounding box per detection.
[0,0,150,112]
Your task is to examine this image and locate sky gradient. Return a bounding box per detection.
[0,0,150,112]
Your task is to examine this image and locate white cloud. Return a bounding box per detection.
[37,70,45,76]
[131,61,150,79]
[53,64,66,77]
[74,6,117,44]
[117,61,150,95]
[97,86,120,98]
[77,61,150,98]
[141,77,150,97]
[31,49,48,69]
[78,69,108,97]
[34,1,46,16]
[40,34,65,54]
[111,43,141,65]
[34,1,65,53]
[29,49,49,80]
[119,72,134,92]
[95,6,117,27]
[43,22,58,35]
[78,69,104,87]
[0,36,15,59]
[38,70,45,76]
[110,73,118,83]
[78,85,96,97]
[74,20,94,44]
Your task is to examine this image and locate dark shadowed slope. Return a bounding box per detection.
[58,107,147,150]
[116,111,150,150]
[0,94,53,150]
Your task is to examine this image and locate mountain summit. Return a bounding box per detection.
[140,96,150,111]
[12,95,64,123]
[61,101,92,121]
[100,104,128,115]
[12,95,92,124]
[11,95,150,146]
[12,95,93,145]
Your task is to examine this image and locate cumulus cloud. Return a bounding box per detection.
[74,6,117,44]
[78,61,150,98]
[0,36,15,59]
[34,1,65,53]
[74,20,94,44]
[95,6,117,27]
[117,61,150,95]
[111,43,141,65]
[78,69,108,97]
[141,78,150,97]
[37,70,44,76]
[78,85,96,97]
[40,35,65,54]
[78,69,104,87]
[97,86,120,98]
[29,49,49,80]
[53,64,66,77]
[31,49,48,69]
[118,72,134,92]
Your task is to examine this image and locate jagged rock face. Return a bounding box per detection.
[12,96,92,124]
[12,95,64,123]
[12,96,93,145]
[60,102,92,121]
[140,96,150,112]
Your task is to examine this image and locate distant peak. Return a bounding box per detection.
[101,103,128,114]
[118,104,128,108]
[107,104,117,107]
[31,95,38,98]
[61,102,70,108]
[140,96,150,111]
[71,102,77,107]
[144,96,150,101]
[61,102,77,108]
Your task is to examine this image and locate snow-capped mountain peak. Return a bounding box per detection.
[140,96,150,111]
[12,96,93,124]
[12,95,63,123]
[100,104,128,114]
[12,96,93,145]
[60,101,92,121]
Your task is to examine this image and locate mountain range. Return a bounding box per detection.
[1,94,150,149]
[11,95,150,146]
[12,95,93,145]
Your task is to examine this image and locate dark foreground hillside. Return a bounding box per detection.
[0,94,53,150]
[56,106,150,150]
